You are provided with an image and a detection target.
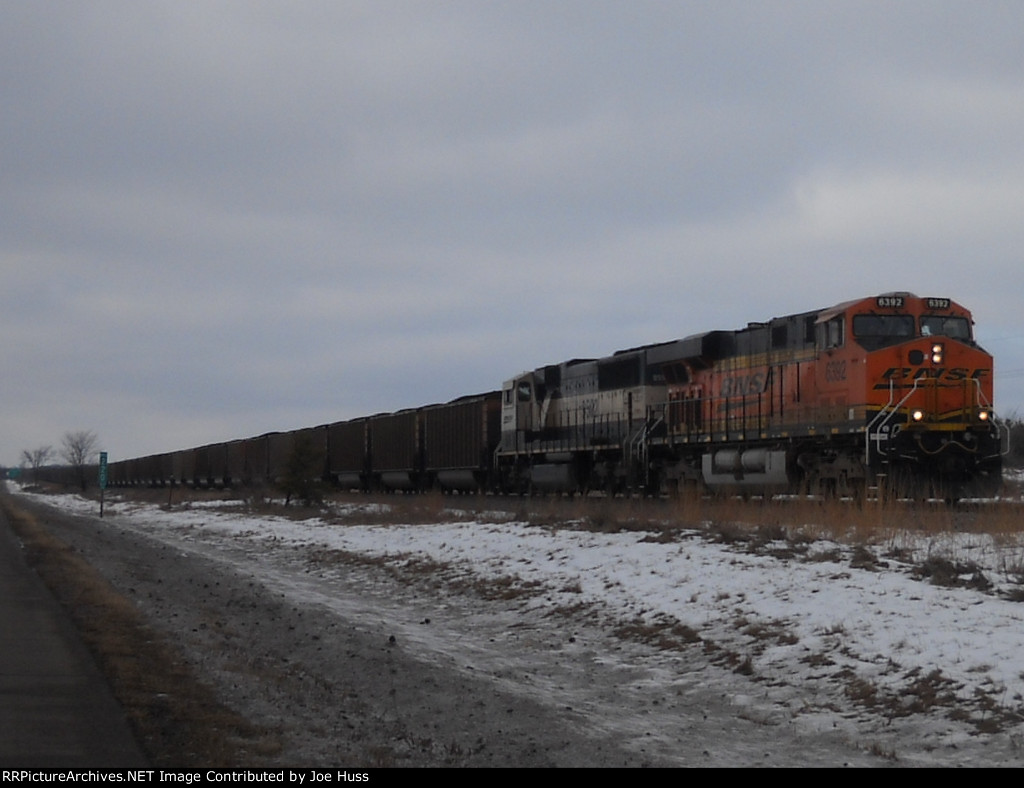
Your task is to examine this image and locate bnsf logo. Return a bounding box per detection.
[720,372,768,397]
[874,367,989,389]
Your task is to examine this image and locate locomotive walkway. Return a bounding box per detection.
[0,497,149,767]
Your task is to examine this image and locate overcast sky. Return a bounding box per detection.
[3,1,1024,467]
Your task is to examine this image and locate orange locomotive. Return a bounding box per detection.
[499,292,1006,499]
[658,292,1004,498]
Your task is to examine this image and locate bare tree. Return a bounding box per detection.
[20,445,54,483]
[61,430,100,491]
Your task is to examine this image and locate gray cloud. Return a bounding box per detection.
[4,0,1024,464]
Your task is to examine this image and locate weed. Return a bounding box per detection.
[707,520,751,545]
[844,677,879,709]
[849,545,879,571]
[612,616,702,651]
[913,556,992,590]
[805,547,842,563]
[868,742,898,761]
[733,656,755,675]
[900,669,958,714]
[800,652,835,668]
[740,617,799,650]
[1004,587,1024,602]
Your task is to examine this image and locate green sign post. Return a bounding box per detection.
[99,451,108,518]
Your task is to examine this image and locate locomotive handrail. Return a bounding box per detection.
[625,419,648,462]
[644,413,665,446]
[864,378,897,465]
[538,387,558,431]
[624,412,665,491]
[865,377,925,465]
[972,377,1011,457]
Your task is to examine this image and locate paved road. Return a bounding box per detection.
[0,499,149,767]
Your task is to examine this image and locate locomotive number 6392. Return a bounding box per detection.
[824,360,847,382]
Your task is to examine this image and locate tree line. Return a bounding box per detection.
[18,430,101,491]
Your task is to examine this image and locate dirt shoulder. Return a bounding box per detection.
[4,492,684,766]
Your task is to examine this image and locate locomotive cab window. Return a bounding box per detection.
[517,382,532,402]
[851,314,914,350]
[817,316,845,350]
[920,315,971,341]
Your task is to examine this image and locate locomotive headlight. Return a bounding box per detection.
[978,409,991,422]
[931,343,944,364]
[911,409,925,422]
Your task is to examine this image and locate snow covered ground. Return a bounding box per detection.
[13,484,1024,765]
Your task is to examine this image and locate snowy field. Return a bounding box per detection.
[13,484,1024,765]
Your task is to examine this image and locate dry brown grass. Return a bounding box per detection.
[612,615,702,651]
[97,480,1024,543]
[839,664,1023,733]
[661,492,1024,547]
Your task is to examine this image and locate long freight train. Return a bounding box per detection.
[105,293,1007,500]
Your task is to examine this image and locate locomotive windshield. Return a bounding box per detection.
[851,314,915,349]
[851,312,972,349]
[853,314,915,337]
[921,315,971,340]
